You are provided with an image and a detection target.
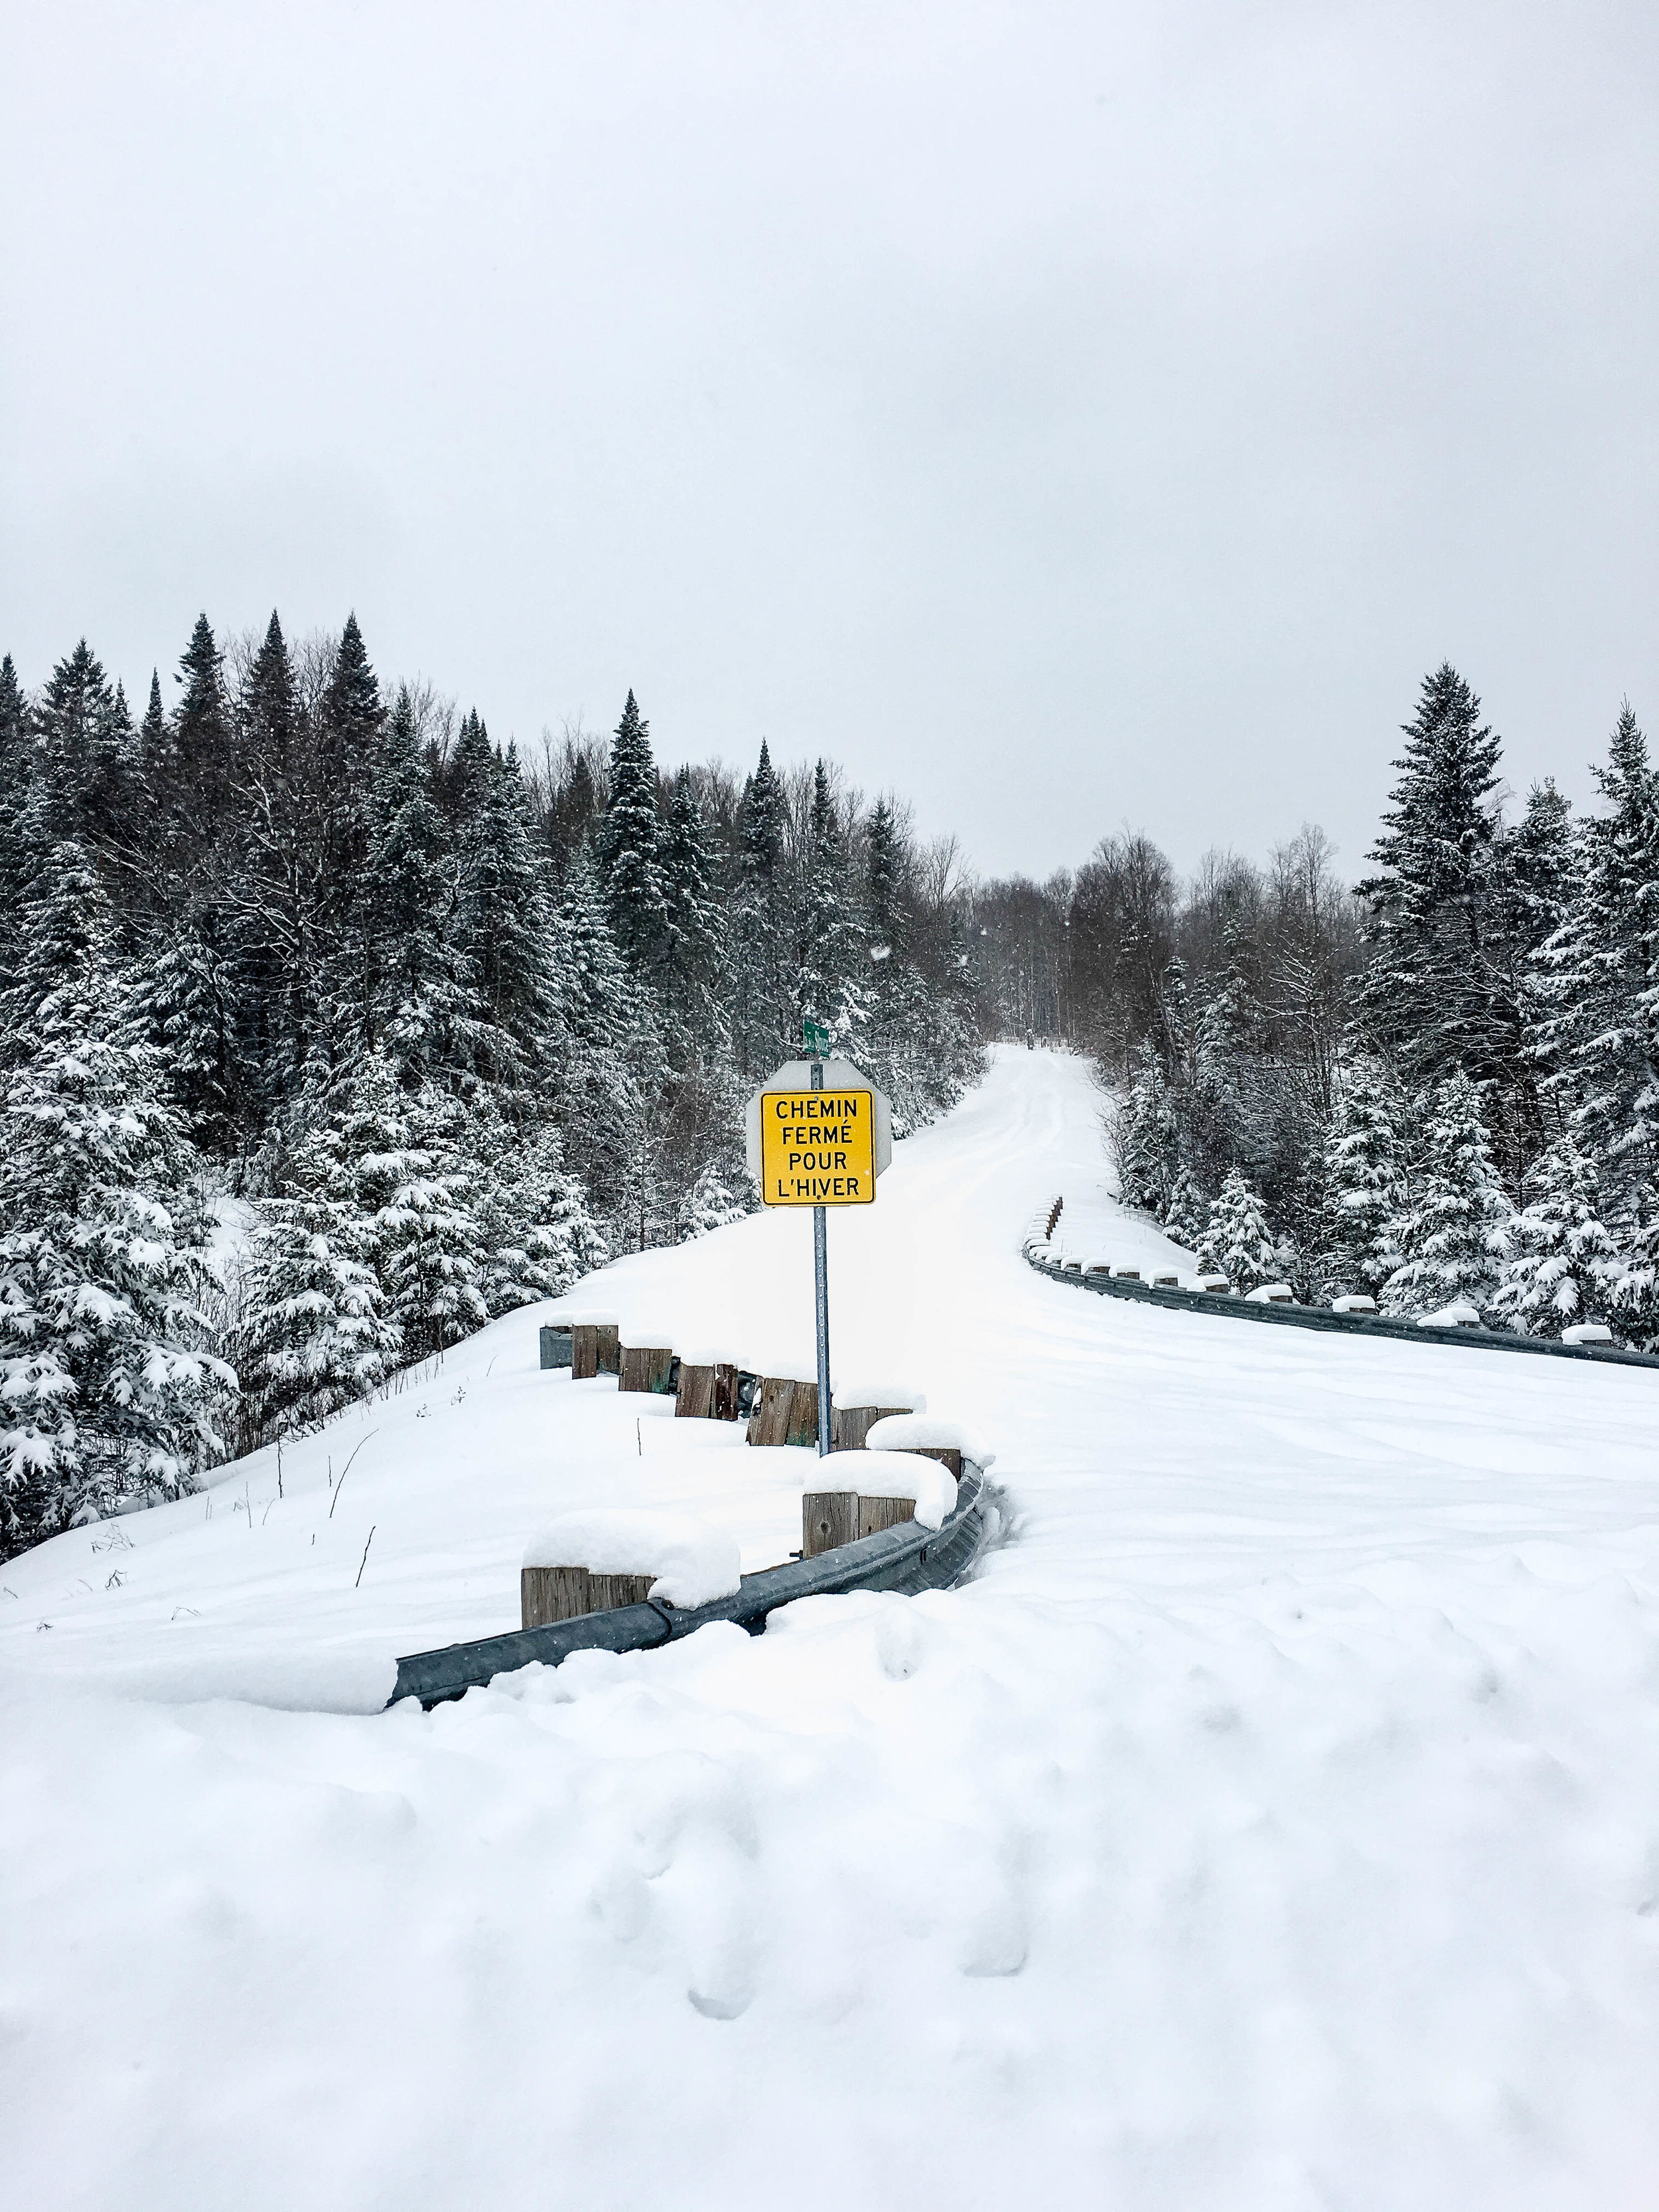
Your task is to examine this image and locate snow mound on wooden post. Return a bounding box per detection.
[1419,1303,1483,1329]
[541,1305,618,1327]
[816,1450,958,1528]
[833,1381,926,1412]
[863,1413,995,1469]
[520,1510,741,1609]
[748,1355,820,1385]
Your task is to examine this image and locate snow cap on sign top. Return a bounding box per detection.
[818,1449,957,1528]
[521,1510,741,1609]
[744,1058,894,1184]
[863,1413,994,1469]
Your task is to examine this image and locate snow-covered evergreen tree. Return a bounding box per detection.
[1198,1169,1277,1290]
[0,652,32,995]
[1532,703,1659,1221]
[1493,1133,1620,1338]
[455,733,559,1083]
[1112,1041,1181,1216]
[1160,1163,1210,1255]
[660,765,727,1055]
[597,692,668,980]
[332,1056,488,1358]
[362,688,472,1082]
[170,613,236,833]
[553,844,648,1218]
[1323,1057,1411,1294]
[1382,1074,1513,1317]
[240,1133,400,1438]
[797,759,865,1049]
[685,1158,751,1238]
[0,882,228,1554]
[472,1105,607,1313]
[1356,665,1517,1100]
[729,740,791,1077]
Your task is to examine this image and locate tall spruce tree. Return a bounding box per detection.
[455,735,558,1082]
[597,691,668,979]
[730,739,791,1076]
[796,759,864,1047]
[0,653,31,995]
[1356,666,1521,1124]
[362,687,470,1081]
[660,765,726,1052]
[171,613,236,832]
[1532,703,1659,1222]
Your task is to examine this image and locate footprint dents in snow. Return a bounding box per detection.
[875,1608,925,1682]
[958,1893,1029,1978]
[687,1986,749,2021]
[587,1867,650,1943]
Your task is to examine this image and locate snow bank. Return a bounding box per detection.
[521,1509,741,1609]
[863,1412,995,1469]
[816,1449,957,1528]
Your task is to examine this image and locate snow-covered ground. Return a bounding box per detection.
[4,1046,1658,2211]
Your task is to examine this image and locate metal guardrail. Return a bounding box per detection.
[387,1461,995,1709]
[1026,1244,1659,1370]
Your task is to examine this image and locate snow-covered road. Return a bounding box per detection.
[4,1047,1658,2210]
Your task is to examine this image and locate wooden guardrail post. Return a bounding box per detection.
[856,1495,916,1539]
[748,1376,819,1448]
[831,1402,913,1450]
[522,1565,656,1627]
[676,1357,741,1418]
[676,1361,714,1417]
[802,1491,859,1559]
[571,1323,621,1380]
[619,1343,674,1394]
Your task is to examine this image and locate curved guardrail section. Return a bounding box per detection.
[1026,1240,1659,1371]
[388,1461,995,1710]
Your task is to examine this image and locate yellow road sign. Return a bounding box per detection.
[758,1088,876,1205]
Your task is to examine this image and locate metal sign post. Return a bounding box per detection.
[810,1051,832,1456]
[743,1027,893,1461]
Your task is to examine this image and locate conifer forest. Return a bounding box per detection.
[1,617,1653,1558]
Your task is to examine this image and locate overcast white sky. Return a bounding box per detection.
[2,1,1654,880]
